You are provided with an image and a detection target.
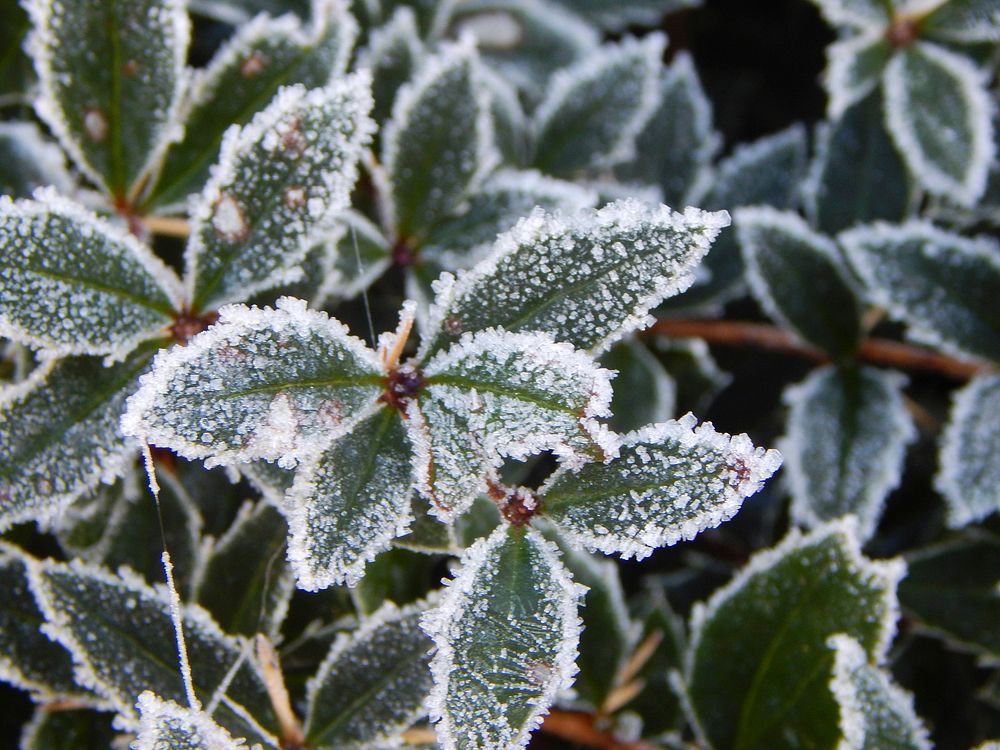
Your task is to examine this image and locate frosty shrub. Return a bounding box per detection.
[1,0,999,749]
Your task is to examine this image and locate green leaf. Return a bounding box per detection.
[823,31,892,118]
[19,706,116,750]
[807,0,888,28]
[781,365,915,541]
[549,0,698,31]
[393,492,459,554]
[600,338,675,434]
[532,34,664,177]
[0,192,182,358]
[25,0,188,197]
[839,220,1000,361]
[0,544,89,701]
[421,525,584,750]
[28,557,279,744]
[805,91,911,234]
[420,199,730,357]
[615,52,720,206]
[352,547,437,615]
[418,328,617,519]
[482,66,530,166]
[0,0,32,99]
[736,207,863,358]
[923,0,1000,44]
[146,2,357,210]
[186,75,375,311]
[883,41,994,206]
[0,122,74,199]
[304,601,434,749]
[653,336,731,415]
[684,519,904,750]
[898,529,1000,660]
[323,210,392,303]
[541,414,781,560]
[286,405,416,590]
[196,500,294,637]
[133,692,246,750]
[186,0,311,25]
[540,523,634,709]
[383,39,497,239]
[448,0,598,99]
[358,7,424,127]
[122,298,384,468]
[829,635,931,750]
[0,346,156,533]
[935,373,1000,528]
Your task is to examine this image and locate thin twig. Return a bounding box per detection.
[541,710,665,750]
[646,319,987,381]
[143,215,192,238]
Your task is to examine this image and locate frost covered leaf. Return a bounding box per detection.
[807,0,888,28]
[805,92,910,234]
[25,0,188,197]
[532,34,664,177]
[382,39,496,239]
[304,601,434,749]
[0,121,74,199]
[883,41,994,206]
[449,0,598,99]
[737,207,863,359]
[0,544,89,701]
[122,298,383,468]
[133,691,247,750]
[935,372,1000,527]
[419,169,596,270]
[839,221,1000,361]
[0,193,182,357]
[352,547,437,614]
[684,519,904,750]
[781,365,915,541]
[829,635,931,750]
[420,329,616,518]
[196,501,293,637]
[287,405,416,590]
[19,706,116,750]
[615,52,719,206]
[923,0,1000,43]
[359,7,423,126]
[898,529,1000,660]
[541,414,781,560]
[421,525,584,750]
[540,523,633,709]
[673,125,807,307]
[393,493,459,553]
[823,31,891,119]
[550,0,698,31]
[422,199,730,356]
[600,338,675,434]
[28,558,279,744]
[325,210,392,303]
[0,347,156,533]
[187,76,375,311]
[147,2,357,209]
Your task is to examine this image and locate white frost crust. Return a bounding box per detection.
[824,30,888,117]
[533,33,666,169]
[685,517,906,678]
[541,414,782,560]
[424,327,619,463]
[828,634,932,750]
[134,691,247,750]
[810,0,889,28]
[381,36,499,233]
[184,73,375,306]
[734,205,855,341]
[304,598,431,745]
[935,372,1000,528]
[420,526,586,750]
[25,0,190,195]
[420,200,731,358]
[838,219,1000,360]
[24,555,274,742]
[882,41,995,206]
[0,121,75,195]
[120,296,382,467]
[781,366,915,541]
[0,189,184,361]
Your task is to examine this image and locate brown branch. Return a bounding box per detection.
[541,710,670,750]
[646,319,988,381]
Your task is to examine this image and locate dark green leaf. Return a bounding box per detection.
[133,691,246,750]
[0,122,73,199]
[549,0,698,31]
[19,706,116,750]
[359,7,423,127]
[600,338,675,434]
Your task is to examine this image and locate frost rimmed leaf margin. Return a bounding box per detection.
[420,199,731,357]
[133,691,247,750]
[540,413,782,560]
[421,525,585,750]
[0,190,183,360]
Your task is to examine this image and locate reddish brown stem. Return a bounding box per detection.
[541,710,672,750]
[646,319,988,381]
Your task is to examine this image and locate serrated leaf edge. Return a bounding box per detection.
[134,690,248,750]
[823,29,888,118]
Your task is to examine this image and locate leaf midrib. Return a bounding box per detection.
[18,263,177,317]
[424,374,583,415]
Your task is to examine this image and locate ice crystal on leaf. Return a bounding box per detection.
[133,691,247,750]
